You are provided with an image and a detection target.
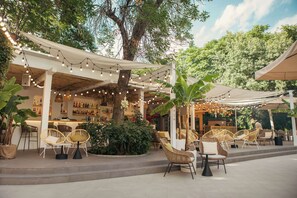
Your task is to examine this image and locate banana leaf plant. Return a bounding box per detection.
[0,77,37,145]
[151,71,217,149]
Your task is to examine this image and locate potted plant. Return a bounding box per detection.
[0,77,36,159]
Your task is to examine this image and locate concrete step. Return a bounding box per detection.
[1,146,297,185]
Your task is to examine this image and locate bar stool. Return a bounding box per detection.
[57,124,72,136]
[17,124,39,152]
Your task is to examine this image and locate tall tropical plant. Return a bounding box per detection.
[0,77,36,145]
[152,71,216,149]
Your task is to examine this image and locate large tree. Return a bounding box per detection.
[0,0,96,51]
[176,25,297,92]
[90,0,210,123]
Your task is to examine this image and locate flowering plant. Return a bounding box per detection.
[121,96,129,110]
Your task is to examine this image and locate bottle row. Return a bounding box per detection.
[73,101,98,109]
[72,109,98,116]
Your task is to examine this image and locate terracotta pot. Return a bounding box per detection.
[0,144,17,159]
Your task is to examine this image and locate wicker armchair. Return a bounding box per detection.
[40,128,67,158]
[159,138,196,179]
[66,129,90,157]
[242,129,260,149]
[199,138,228,173]
[202,129,233,150]
[258,129,274,146]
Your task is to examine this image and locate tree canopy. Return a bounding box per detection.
[176,25,297,92]
[0,0,96,51]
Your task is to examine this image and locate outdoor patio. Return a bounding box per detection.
[1,141,296,185]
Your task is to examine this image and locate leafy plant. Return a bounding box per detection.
[86,111,153,155]
[0,77,37,145]
[151,71,216,149]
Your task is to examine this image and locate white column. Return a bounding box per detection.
[170,62,176,147]
[235,108,238,132]
[191,103,195,130]
[139,89,144,117]
[289,90,297,146]
[267,109,275,130]
[40,70,53,146]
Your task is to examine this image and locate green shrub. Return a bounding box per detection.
[82,112,153,155]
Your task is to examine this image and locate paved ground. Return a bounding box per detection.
[1,154,297,198]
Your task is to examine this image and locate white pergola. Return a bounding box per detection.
[14,32,165,144]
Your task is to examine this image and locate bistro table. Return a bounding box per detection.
[202,153,215,176]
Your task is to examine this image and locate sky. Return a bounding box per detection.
[191,0,297,47]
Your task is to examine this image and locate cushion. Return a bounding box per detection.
[264,132,272,138]
[164,143,173,152]
[45,136,59,144]
[70,134,87,142]
[202,142,218,155]
[236,134,246,140]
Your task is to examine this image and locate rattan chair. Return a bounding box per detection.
[258,129,274,145]
[39,128,67,158]
[66,129,90,157]
[199,138,228,173]
[242,129,260,149]
[159,138,196,179]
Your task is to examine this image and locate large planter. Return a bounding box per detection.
[274,137,283,146]
[0,144,17,159]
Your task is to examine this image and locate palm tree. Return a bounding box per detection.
[152,71,216,149]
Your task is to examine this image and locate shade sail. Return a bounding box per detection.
[21,32,162,70]
[255,40,297,80]
[205,84,283,106]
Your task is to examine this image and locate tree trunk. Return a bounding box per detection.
[112,70,131,124]
[178,108,182,139]
[185,104,190,150]
[3,119,13,145]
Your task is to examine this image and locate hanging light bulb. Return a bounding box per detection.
[56,53,59,59]
[22,57,25,62]
[116,67,119,73]
[134,88,137,92]
[93,89,95,92]
[144,72,147,76]
[109,71,112,76]
[122,75,125,78]
[80,65,83,71]
[62,62,65,67]
[26,69,29,73]
[92,68,95,72]
[86,59,89,67]
[70,68,73,73]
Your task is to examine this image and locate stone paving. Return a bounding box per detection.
[1,154,297,198]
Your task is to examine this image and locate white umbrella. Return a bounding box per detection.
[255,40,297,80]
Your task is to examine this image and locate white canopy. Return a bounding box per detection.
[205,84,283,106]
[255,40,297,80]
[21,32,162,71]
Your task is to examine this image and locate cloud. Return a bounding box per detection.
[193,25,223,47]
[212,0,275,33]
[270,14,297,32]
